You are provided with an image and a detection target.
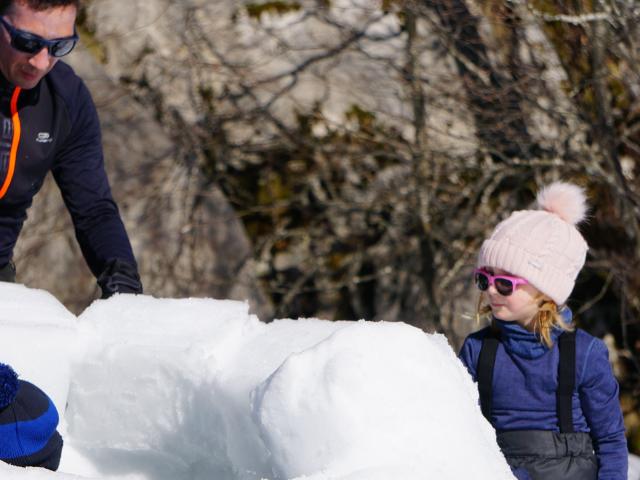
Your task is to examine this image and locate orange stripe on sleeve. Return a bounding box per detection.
[0,87,22,199]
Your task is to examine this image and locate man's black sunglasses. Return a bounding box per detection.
[0,17,78,57]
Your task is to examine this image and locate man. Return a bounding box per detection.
[0,0,142,297]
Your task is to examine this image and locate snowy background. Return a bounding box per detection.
[0,284,638,479]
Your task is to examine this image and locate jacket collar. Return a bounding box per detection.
[0,71,41,108]
[495,308,572,359]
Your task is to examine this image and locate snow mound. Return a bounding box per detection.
[253,322,508,479]
[1,287,515,479]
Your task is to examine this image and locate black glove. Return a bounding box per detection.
[97,258,143,299]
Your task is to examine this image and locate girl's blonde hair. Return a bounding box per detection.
[476,293,573,348]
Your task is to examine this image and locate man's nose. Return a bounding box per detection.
[28,47,51,70]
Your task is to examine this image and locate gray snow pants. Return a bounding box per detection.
[497,430,597,480]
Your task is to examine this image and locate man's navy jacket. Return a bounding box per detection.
[0,61,137,278]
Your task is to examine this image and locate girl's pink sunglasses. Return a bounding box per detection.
[474,269,529,296]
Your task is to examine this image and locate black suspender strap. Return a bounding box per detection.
[557,330,576,433]
[478,328,577,432]
[477,329,500,422]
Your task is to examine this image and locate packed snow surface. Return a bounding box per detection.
[1,281,623,479]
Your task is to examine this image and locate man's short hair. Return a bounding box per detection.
[0,0,80,16]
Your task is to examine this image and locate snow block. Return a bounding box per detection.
[0,283,76,417]
[252,321,514,479]
[62,295,516,479]
[66,295,270,479]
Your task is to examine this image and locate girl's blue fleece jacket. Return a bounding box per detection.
[458,312,628,479]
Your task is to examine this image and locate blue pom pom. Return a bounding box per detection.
[0,363,19,409]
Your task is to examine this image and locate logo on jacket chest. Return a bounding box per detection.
[36,132,53,143]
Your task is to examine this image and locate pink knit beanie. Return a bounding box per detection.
[477,182,589,305]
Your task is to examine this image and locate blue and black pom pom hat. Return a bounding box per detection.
[0,362,63,470]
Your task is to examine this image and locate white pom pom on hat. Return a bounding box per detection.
[536,181,588,225]
[477,181,589,305]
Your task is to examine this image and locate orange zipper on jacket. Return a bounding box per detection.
[0,87,22,199]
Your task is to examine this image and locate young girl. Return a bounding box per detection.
[459,182,627,480]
